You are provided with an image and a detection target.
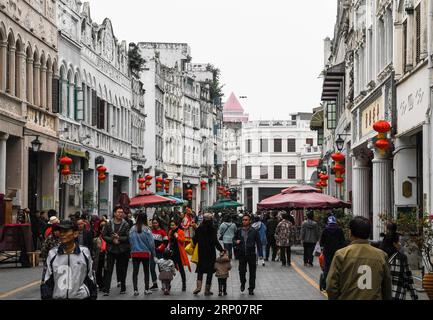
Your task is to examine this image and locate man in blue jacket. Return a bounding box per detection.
[234,214,262,296]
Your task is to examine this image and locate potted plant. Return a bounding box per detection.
[382,211,433,299]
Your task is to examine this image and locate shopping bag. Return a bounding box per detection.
[319,252,325,270]
[185,242,195,256]
[191,244,199,264]
[313,242,322,257]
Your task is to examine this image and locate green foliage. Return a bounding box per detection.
[128,43,146,76]
[206,64,224,105]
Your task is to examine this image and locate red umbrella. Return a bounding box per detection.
[130,190,175,208]
[258,185,351,210]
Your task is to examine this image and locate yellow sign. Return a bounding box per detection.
[361,95,384,137]
[64,148,87,158]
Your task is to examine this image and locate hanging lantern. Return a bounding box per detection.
[156,177,163,183]
[145,175,153,181]
[335,177,344,184]
[145,181,152,186]
[98,174,106,182]
[320,181,328,188]
[137,177,146,184]
[375,139,390,150]
[59,156,73,166]
[139,185,146,191]
[373,120,391,134]
[164,180,170,185]
[61,168,71,176]
[331,153,345,163]
[97,166,107,174]
[333,163,345,173]
[316,182,323,188]
[320,174,329,181]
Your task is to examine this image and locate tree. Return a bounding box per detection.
[128,42,146,76]
[206,64,224,106]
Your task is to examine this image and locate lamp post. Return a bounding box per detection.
[23,133,43,214]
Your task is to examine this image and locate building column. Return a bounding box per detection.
[252,186,259,214]
[0,41,7,91]
[46,69,53,112]
[0,133,9,194]
[40,64,47,108]
[7,45,16,96]
[352,155,370,219]
[26,58,34,104]
[371,145,392,241]
[16,50,26,100]
[33,61,40,107]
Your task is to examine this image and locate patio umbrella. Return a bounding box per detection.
[209,199,244,210]
[257,185,351,210]
[130,190,175,208]
[156,192,187,206]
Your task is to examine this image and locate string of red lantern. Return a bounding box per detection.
[97,165,107,182]
[59,156,73,178]
[373,120,392,156]
[331,152,345,184]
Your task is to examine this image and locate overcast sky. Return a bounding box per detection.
[89,0,338,120]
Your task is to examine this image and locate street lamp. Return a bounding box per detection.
[335,134,350,152]
[30,136,42,153]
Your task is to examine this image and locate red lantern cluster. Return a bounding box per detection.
[164,179,170,193]
[59,156,73,177]
[218,186,228,198]
[145,175,153,189]
[200,180,207,191]
[373,120,392,155]
[137,177,146,191]
[318,172,329,188]
[97,165,107,182]
[186,189,193,201]
[331,152,345,184]
[156,177,163,191]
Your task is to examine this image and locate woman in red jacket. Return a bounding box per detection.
[168,220,191,292]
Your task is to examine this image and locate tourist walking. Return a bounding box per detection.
[275,213,295,267]
[320,215,346,280]
[192,213,225,296]
[252,215,267,266]
[157,249,177,296]
[265,212,278,262]
[77,218,94,253]
[233,214,263,295]
[326,216,392,300]
[218,215,238,259]
[168,220,191,292]
[215,251,232,296]
[41,220,97,300]
[300,211,320,267]
[150,218,169,290]
[94,221,107,290]
[102,205,131,296]
[129,212,156,296]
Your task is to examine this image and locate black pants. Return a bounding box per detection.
[224,243,233,259]
[197,272,213,286]
[132,257,150,291]
[303,243,316,265]
[279,246,291,266]
[323,253,335,280]
[104,251,130,292]
[218,278,227,293]
[239,254,257,290]
[96,252,106,288]
[173,255,186,284]
[161,280,171,291]
[266,238,277,261]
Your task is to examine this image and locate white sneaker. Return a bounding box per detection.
[144,290,152,295]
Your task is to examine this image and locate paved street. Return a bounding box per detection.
[0,249,429,300]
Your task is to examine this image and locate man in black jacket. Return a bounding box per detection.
[77,218,94,254]
[102,205,131,296]
[265,212,278,262]
[234,214,262,295]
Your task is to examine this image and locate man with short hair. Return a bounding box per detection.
[233,214,262,295]
[326,216,392,300]
[41,220,97,300]
[102,205,131,296]
[301,211,320,267]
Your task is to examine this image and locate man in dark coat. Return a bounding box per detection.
[320,215,346,280]
[192,213,225,296]
[265,212,278,261]
[77,218,94,254]
[233,214,262,295]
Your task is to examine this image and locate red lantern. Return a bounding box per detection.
[97,166,107,174]
[61,168,71,176]
[164,180,170,185]
[321,181,328,188]
[321,174,329,181]
[156,177,163,183]
[331,153,345,163]
[137,177,146,184]
[333,163,345,173]
[145,175,153,181]
[98,174,106,182]
[139,185,146,191]
[316,182,322,188]
[145,181,152,186]
[59,156,73,166]
[373,121,391,134]
[375,139,390,150]
[335,177,344,184]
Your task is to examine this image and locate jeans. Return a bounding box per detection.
[104,251,130,292]
[239,254,257,290]
[279,246,291,266]
[223,243,233,259]
[150,252,162,284]
[132,257,150,291]
[172,255,186,284]
[197,272,213,286]
[266,238,277,261]
[218,278,227,293]
[303,243,316,265]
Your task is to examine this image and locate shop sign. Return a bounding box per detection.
[62,173,82,186]
[173,179,182,198]
[361,95,384,137]
[397,65,429,135]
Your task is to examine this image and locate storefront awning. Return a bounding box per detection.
[310,107,324,130]
[321,63,345,102]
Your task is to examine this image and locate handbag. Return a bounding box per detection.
[191,244,199,264]
[219,223,230,241]
[185,242,195,256]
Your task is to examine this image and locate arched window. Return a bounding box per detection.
[6,32,15,95]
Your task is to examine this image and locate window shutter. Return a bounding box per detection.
[76,88,84,120]
[51,77,59,114]
[98,99,105,130]
[416,6,421,64]
[92,90,97,127]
